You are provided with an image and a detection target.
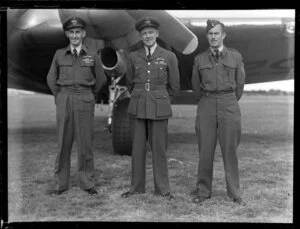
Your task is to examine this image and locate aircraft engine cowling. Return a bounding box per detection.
[100,47,127,79]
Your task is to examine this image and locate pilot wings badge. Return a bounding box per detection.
[81,55,94,65]
[154,57,167,65]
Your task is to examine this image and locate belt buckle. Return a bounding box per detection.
[145,83,150,91]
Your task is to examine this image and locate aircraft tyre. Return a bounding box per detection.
[111,97,132,156]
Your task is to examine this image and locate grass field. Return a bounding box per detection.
[7,94,293,222]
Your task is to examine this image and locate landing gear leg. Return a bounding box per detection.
[106,77,132,155]
[106,77,126,133]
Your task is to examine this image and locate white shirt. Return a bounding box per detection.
[144,43,157,56]
[70,44,82,55]
[210,45,224,54]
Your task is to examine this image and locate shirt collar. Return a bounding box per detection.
[210,45,225,59]
[144,43,157,55]
[210,45,224,54]
[65,44,87,55]
[70,44,82,54]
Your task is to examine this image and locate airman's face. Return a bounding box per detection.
[65,28,86,47]
[140,27,159,48]
[207,24,226,48]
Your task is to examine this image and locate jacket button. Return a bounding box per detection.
[148,62,150,65]
[147,70,150,73]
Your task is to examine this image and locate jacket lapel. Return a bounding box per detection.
[137,47,148,61]
[150,45,163,61]
[136,44,163,61]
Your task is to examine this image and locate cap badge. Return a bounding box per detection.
[71,19,77,25]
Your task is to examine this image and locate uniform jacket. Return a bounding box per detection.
[126,45,180,120]
[192,46,246,101]
[47,44,107,97]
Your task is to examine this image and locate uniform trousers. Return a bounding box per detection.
[195,92,241,199]
[55,87,95,191]
[130,118,171,195]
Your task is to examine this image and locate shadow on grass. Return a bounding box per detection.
[168,131,292,146]
[8,126,57,134]
[168,132,197,144]
[242,132,292,144]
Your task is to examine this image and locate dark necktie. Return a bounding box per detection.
[214,49,219,62]
[147,47,151,60]
[73,49,78,58]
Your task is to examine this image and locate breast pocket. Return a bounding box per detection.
[155,64,167,80]
[59,60,73,80]
[134,65,144,77]
[80,60,95,81]
[222,62,237,83]
[198,64,212,83]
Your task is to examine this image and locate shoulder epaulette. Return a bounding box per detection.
[227,47,240,53]
[196,49,208,58]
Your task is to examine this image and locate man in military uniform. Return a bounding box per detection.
[47,16,107,195]
[191,19,246,205]
[121,17,180,200]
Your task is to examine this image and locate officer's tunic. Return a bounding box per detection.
[126,45,180,195]
[47,44,106,191]
[191,46,245,199]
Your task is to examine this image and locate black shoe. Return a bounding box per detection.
[190,189,199,196]
[233,197,246,206]
[121,191,142,198]
[162,192,174,201]
[48,189,68,195]
[192,196,209,204]
[84,188,98,195]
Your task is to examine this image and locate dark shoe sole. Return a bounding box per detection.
[121,191,144,198]
[48,189,68,195]
[162,193,175,201]
[233,198,247,206]
[84,188,98,195]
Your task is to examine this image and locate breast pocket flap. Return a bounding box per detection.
[59,60,73,66]
[223,62,237,69]
[199,64,212,70]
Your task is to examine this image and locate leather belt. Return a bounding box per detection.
[202,90,234,97]
[60,86,92,95]
[134,83,166,91]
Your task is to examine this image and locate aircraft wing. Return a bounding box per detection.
[8,9,68,94]
[7,9,198,95]
[7,9,294,96]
